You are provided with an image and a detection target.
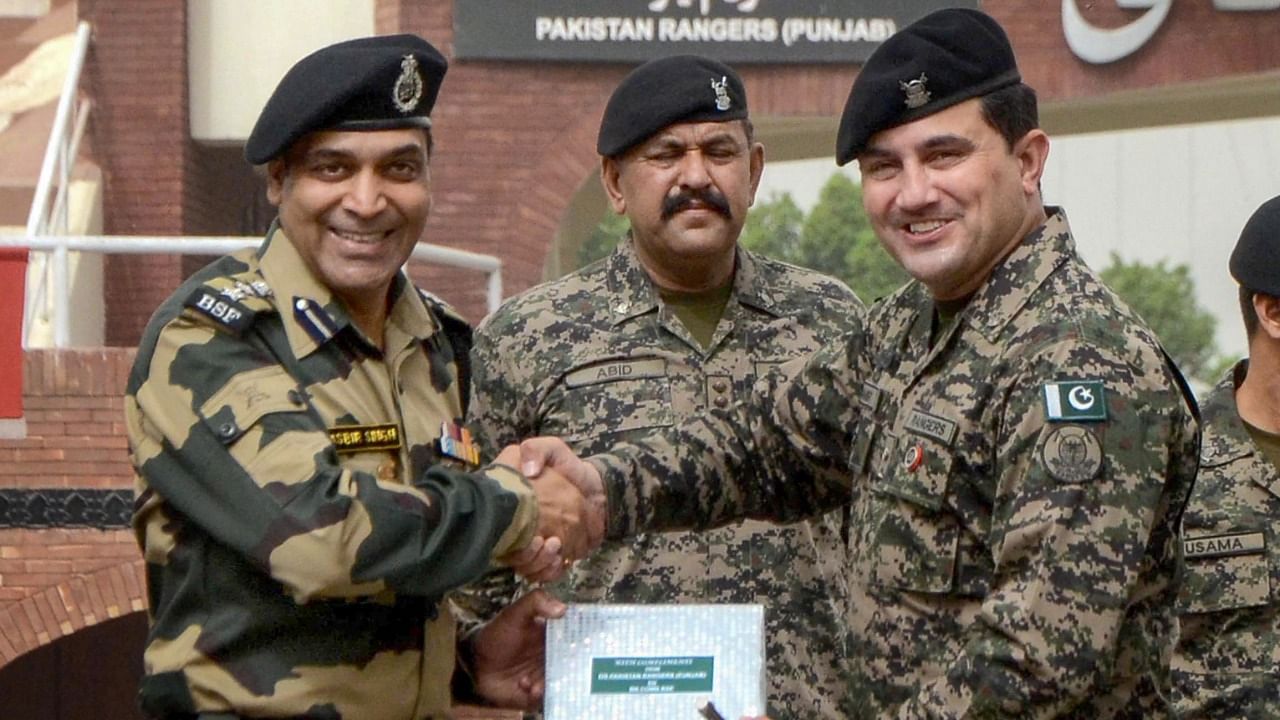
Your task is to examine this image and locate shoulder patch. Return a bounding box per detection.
[183,287,256,335]
[1040,424,1103,483]
[1042,380,1107,422]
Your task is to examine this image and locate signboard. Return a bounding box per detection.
[454,0,979,64]
[545,604,765,720]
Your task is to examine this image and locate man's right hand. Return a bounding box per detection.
[495,442,606,582]
[518,436,607,523]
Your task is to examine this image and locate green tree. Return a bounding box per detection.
[577,211,629,269]
[739,191,805,265]
[797,173,866,285]
[784,173,908,303]
[810,174,909,303]
[1099,252,1219,380]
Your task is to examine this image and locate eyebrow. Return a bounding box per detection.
[302,143,426,163]
[862,133,975,160]
[920,134,975,152]
[648,129,743,151]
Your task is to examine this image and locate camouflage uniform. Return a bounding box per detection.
[1173,360,1280,719]
[126,226,538,720]
[467,238,863,719]
[592,209,1200,718]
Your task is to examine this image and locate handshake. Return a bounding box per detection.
[495,438,609,583]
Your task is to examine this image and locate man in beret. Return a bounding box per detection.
[518,8,1200,718]
[126,34,602,719]
[462,54,861,719]
[1173,195,1280,719]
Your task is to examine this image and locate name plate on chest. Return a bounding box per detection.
[328,423,402,453]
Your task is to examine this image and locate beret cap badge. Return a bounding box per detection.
[834,8,1022,165]
[711,76,732,112]
[900,74,930,109]
[596,54,748,157]
[393,54,424,114]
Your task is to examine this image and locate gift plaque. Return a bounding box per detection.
[544,604,765,720]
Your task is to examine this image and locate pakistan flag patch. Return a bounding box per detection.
[1042,380,1107,422]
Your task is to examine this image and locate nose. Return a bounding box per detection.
[895,162,937,211]
[676,150,712,191]
[342,169,387,218]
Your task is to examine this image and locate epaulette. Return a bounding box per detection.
[416,288,466,324]
[417,288,474,415]
[181,273,277,336]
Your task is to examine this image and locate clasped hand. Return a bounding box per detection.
[496,438,606,582]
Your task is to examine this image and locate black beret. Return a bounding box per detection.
[835,8,1021,166]
[598,54,748,157]
[1230,195,1280,297]
[245,34,447,165]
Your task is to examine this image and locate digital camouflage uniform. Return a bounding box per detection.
[127,226,538,720]
[467,238,863,719]
[1173,360,1280,719]
[591,209,1200,718]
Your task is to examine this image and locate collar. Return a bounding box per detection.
[602,235,780,326]
[256,223,434,358]
[1200,360,1258,467]
[949,206,1075,341]
[1199,359,1280,500]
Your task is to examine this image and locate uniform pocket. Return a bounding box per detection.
[866,436,959,593]
[197,366,319,487]
[551,357,674,442]
[1179,548,1271,615]
[1175,549,1278,683]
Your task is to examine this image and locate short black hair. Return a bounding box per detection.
[979,83,1039,150]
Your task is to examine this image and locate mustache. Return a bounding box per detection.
[661,188,732,221]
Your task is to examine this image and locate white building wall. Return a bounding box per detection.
[1044,117,1280,364]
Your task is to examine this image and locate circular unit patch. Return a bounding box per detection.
[1040,425,1103,483]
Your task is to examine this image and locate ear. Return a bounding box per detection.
[265,159,287,207]
[747,141,765,208]
[1012,129,1049,198]
[1255,292,1280,341]
[600,156,627,215]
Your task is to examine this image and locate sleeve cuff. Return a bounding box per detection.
[484,463,538,563]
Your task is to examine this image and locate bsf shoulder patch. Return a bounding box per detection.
[1043,380,1107,422]
[183,287,255,335]
[1040,424,1103,483]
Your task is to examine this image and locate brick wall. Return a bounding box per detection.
[0,348,141,667]
[80,0,188,346]
[0,349,134,490]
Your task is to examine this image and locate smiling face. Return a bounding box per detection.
[856,98,1049,300]
[267,127,432,316]
[601,119,764,291]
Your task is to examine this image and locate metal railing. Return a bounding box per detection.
[0,235,504,347]
[23,20,92,348]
